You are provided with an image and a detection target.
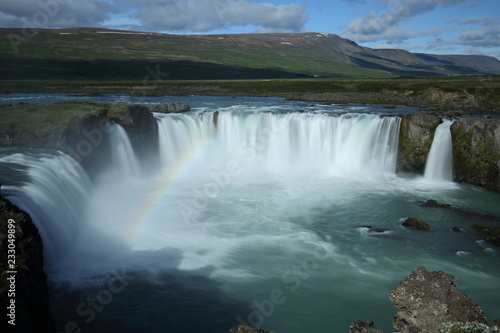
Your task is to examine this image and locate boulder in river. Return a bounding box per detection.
[402,217,430,230]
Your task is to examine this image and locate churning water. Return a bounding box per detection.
[1,96,499,333]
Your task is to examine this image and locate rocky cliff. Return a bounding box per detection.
[397,113,443,173]
[451,117,500,192]
[0,195,56,333]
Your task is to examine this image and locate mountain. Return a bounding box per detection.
[1,27,499,80]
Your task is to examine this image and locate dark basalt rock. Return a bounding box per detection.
[148,102,191,113]
[402,217,430,230]
[397,113,442,173]
[451,118,500,193]
[0,194,56,333]
[389,266,487,333]
[348,320,385,333]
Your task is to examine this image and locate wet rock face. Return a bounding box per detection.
[0,195,56,333]
[451,117,500,193]
[397,113,442,173]
[389,266,487,333]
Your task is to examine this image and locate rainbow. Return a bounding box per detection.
[127,132,218,247]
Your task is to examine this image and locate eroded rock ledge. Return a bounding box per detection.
[0,195,56,333]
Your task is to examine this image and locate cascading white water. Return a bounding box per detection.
[424,119,454,182]
[109,123,141,178]
[0,152,93,264]
[156,112,401,176]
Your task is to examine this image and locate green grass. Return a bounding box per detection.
[0,101,138,141]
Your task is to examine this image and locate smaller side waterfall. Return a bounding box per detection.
[424,119,454,181]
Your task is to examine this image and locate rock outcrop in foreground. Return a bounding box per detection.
[349,266,498,333]
[389,266,487,333]
[0,195,56,333]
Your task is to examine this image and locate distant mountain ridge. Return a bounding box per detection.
[1,27,499,80]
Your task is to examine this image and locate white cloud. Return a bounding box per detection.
[458,26,500,48]
[124,0,307,33]
[0,0,307,33]
[447,15,500,49]
[344,0,463,42]
[0,0,120,28]
[448,16,500,26]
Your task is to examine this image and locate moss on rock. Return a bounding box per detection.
[397,113,442,173]
[451,118,500,192]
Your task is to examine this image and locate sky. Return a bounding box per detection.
[1,0,499,59]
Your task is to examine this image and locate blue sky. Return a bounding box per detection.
[1,0,499,59]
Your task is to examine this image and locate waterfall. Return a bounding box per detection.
[424,119,454,182]
[1,110,401,274]
[156,112,401,176]
[0,152,93,264]
[109,123,141,178]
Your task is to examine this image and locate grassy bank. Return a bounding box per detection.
[1,76,499,113]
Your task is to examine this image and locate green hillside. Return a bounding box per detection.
[2,28,500,80]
